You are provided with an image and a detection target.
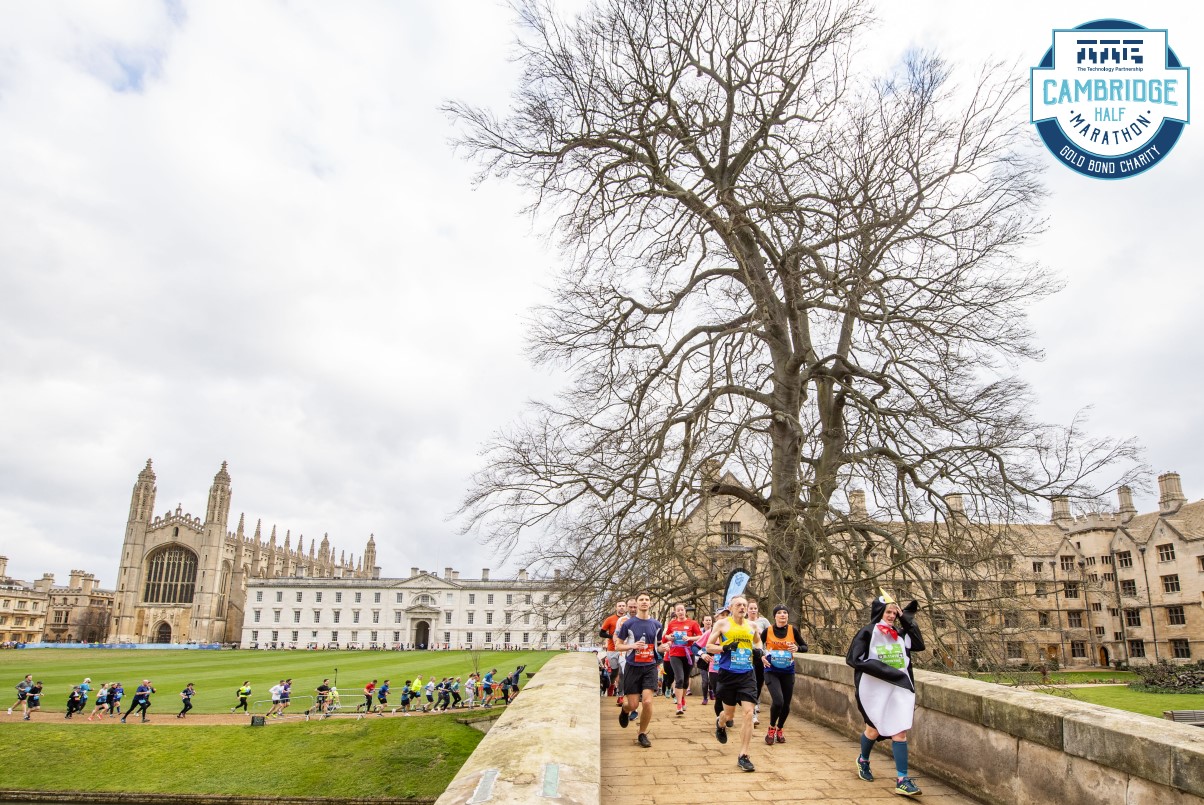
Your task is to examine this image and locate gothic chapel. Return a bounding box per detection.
[110,460,377,644]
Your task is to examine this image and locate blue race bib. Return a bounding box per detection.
[768,649,794,670]
[729,647,753,671]
[672,630,686,646]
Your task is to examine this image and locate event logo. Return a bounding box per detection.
[1030,20,1189,179]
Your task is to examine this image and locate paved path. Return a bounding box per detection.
[600,695,982,804]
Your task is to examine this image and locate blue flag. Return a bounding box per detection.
[723,568,750,609]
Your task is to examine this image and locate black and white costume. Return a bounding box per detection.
[845,597,924,737]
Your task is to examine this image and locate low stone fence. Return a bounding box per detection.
[436,653,599,805]
[792,654,1204,804]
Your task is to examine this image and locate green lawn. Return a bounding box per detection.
[0,649,558,799]
[0,648,556,713]
[973,669,1138,686]
[1046,685,1204,719]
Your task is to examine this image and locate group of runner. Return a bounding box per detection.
[7,676,164,722]
[599,590,924,797]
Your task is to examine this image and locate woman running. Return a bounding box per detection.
[660,603,702,716]
[696,614,715,706]
[760,605,807,745]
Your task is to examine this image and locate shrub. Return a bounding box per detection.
[1129,660,1204,693]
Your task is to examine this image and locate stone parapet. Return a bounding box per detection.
[792,654,1204,804]
[436,653,600,805]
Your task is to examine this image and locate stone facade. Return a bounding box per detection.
[0,557,49,643]
[43,570,114,643]
[239,567,582,650]
[110,459,375,645]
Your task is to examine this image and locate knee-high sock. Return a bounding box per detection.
[892,740,909,779]
[860,733,875,761]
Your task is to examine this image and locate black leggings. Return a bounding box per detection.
[669,657,691,690]
[764,672,795,729]
[752,649,765,701]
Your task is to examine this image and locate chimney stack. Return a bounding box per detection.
[481,568,490,581]
[554,569,561,580]
[1158,471,1187,514]
[848,489,867,517]
[82,574,95,596]
[69,570,84,589]
[1051,495,1072,525]
[34,573,55,592]
[944,493,965,518]
[410,566,419,577]
[1117,486,1137,521]
[0,556,7,578]
[518,568,528,581]
[445,567,453,580]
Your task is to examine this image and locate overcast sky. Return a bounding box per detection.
[1,0,1200,588]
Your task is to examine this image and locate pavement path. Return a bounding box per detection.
[600,694,982,804]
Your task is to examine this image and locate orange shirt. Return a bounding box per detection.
[601,614,620,652]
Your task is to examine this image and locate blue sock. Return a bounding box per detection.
[860,733,874,761]
[892,740,908,779]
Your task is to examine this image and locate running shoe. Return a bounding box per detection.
[894,777,922,797]
[775,728,785,744]
[675,706,683,717]
[752,712,759,726]
[618,709,630,728]
[764,728,775,746]
[637,733,651,748]
[737,754,755,772]
[857,758,873,782]
[715,715,728,744]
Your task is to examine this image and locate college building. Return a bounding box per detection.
[0,558,113,644]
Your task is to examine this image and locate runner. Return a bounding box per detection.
[482,669,496,707]
[846,594,925,797]
[614,592,663,749]
[450,676,463,708]
[232,681,252,713]
[376,679,390,714]
[266,679,285,718]
[64,685,82,719]
[423,677,436,711]
[177,683,196,718]
[359,679,377,713]
[7,674,32,716]
[599,600,627,699]
[314,679,332,717]
[108,681,123,718]
[760,604,806,745]
[22,680,43,720]
[120,679,154,723]
[706,595,760,772]
[278,679,293,717]
[464,674,477,709]
[616,597,638,713]
[695,615,715,706]
[660,602,702,716]
[409,676,424,710]
[87,683,111,721]
[746,600,770,726]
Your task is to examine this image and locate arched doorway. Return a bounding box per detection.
[414,621,430,649]
[154,622,172,644]
[1099,646,1110,667]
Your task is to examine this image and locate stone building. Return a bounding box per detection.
[676,469,1203,668]
[43,570,114,643]
[239,566,582,650]
[0,558,49,644]
[110,459,376,644]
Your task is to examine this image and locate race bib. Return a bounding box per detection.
[634,644,656,663]
[729,647,753,671]
[672,630,687,646]
[876,644,905,669]
[768,649,795,669]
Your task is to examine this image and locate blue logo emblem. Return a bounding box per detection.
[1031,20,1189,179]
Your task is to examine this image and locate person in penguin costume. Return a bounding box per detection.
[845,591,925,797]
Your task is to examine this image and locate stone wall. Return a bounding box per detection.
[792,654,1204,804]
[436,653,600,805]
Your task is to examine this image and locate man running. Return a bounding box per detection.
[761,604,806,745]
[266,679,285,718]
[315,679,332,716]
[232,681,252,714]
[376,679,390,714]
[8,674,32,715]
[121,679,155,723]
[599,600,627,698]
[359,679,377,713]
[278,679,293,717]
[660,602,702,716]
[614,592,663,749]
[706,595,760,772]
[746,600,770,726]
[177,683,195,718]
[482,670,496,707]
[22,680,43,720]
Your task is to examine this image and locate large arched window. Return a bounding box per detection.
[143,546,198,604]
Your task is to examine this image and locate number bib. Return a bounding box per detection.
[672,630,687,646]
[634,644,656,663]
[768,649,795,670]
[729,647,753,671]
[875,644,905,669]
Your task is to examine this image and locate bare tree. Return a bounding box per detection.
[449,0,1143,623]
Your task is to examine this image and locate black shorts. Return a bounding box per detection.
[716,670,758,706]
[622,664,659,696]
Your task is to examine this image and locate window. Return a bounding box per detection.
[1088,573,1099,583]
[1108,607,1119,617]
[372,611,380,624]
[293,610,301,623]
[932,581,944,597]
[273,610,281,623]
[447,593,454,604]
[505,612,512,625]
[396,592,403,603]
[1067,611,1083,628]
[506,594,513,605]
[1168,606,1186,625]
[1060,555,1075,572]
[1102,572,1115,582]
[1128,639,1146,658]
[444,631,451,644]
[253,610,261,623]
[1120,579,1137,596]
[1064,582,1079,599]
[315,592,322,603]
[351,631,358,642]
[524,613,532,625]
[1095,626,1105,637]
[503,632,511,643]
[469,594,475,604]
[333,611,341,623]
[1101,554,1113,565]
[543,594,550,603]
[1124,609,1142,628]
[271,630,279,642]
[1198,556,1204,573]
[1116,551,1132,569]
[1171,639,1191,659]
[296,591,303,602]
[1003,612,1019,628]
[1071,641,1086,658]
[721,521,741,546]
[142,546,198,604]
[374,592,381,603]
[1157,543,1176,562]
[313,610,321,623]
[355,592,362,603]
[1006,642,1024,660]
[393,631,400,642]
[276,591,283,602]
[962,582,976,599]
[525,594,532,605]
[522,632,530,644]
[1038,612,1050,627]
[964,610,983,628]
[1162,574,1181,593]
[251,630,259,641]
[1114,631,1123,641]
[291,631,299,642]
[487,594,494,605]
[1032,561,1044,573]
[486,612,493,625]
[1088,602,1100,612]
[256,591,263,602]
[445,612,452,625]
[352,611,360,623]
[467,612,475,624]
[394,611,402,623]
[371,631,378,642]
[1002,581,1017,597]
[1084,556,1096,566]
[335,592,342,603]
[1000,555,1014,570]
[485,632,492,644]
[1036,582,1048,597]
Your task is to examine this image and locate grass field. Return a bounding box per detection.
[973,670,1138,686]
[1045,685,1204,719]
[0,648,556,713]
[0,649,558,799]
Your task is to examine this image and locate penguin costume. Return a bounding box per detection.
[845,591,925,796]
